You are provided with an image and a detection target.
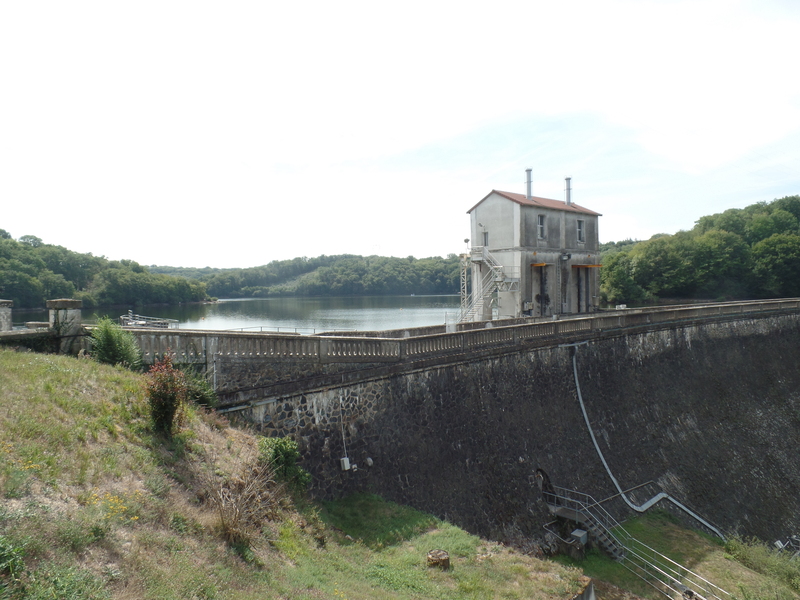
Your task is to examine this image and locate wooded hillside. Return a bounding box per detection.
[600,195,800,304]
[5,193,799,309]
[0,231,207,309]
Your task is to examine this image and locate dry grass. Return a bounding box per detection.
[1,348,792,599]
[204,447,284,548]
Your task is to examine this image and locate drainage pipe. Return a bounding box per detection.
[567,343,726,541]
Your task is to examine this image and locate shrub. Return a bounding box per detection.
[208,457,281,550]
[185,370,218,408]
[90,316,143,371]
[258,437,311,492]
[725,536,800,594]
[145,353,188,436]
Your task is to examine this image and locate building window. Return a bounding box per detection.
[483,231,489,246]
[537,215,545,239]
[577,219,585,243]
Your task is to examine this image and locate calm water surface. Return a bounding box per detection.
[18,296,460,333]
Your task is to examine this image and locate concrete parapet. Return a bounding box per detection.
[123,298,800,397]
[46,298,83,310]
[47,298,83,354]
[0,299,12,332]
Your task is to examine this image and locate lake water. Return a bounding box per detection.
[17,296,461,334]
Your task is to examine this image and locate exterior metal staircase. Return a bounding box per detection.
[546,486,626,560]
[458,247,520,323]
[543,485,730,600]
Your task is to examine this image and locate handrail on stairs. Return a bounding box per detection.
[459,246,521,323]
[543,485,730,599]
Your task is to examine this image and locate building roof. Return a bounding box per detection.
[467,190,602,216]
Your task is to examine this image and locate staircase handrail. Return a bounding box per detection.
[547,485,730,599]
[551,487,622,531]
[459,266,498,322]
[618,541,730,599]
[460,246,526,322]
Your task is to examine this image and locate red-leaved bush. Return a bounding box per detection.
[145,353,188,436]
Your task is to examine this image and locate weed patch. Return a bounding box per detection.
[321,493,438,549]
[726,536,800,595]
[90,316,143,371]
[21,562,110,600]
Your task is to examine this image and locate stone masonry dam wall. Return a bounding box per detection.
[240,311,800,544]
[128,301,800,544]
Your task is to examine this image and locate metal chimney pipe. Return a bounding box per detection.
[565,177,572,206]
[526,168,532,200]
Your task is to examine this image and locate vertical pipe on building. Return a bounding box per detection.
[565,177,572,206]
[526,168,532,200]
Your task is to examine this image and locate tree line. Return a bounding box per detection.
[0,231,207,309]
[600,195,800,304]
[0,229,461,309]
[7,191,797,311]
[152,254,462,298]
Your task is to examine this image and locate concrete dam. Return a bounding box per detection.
[125,301,800,545]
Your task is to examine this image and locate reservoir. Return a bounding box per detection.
[16,295,460,334]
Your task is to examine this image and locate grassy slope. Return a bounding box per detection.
[555,511,800,600]
[0,349,795,599]
[0,349,584,599]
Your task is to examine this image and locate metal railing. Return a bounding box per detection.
[459,247,521,322]
[119,311,178,329]
[548,486,730,599]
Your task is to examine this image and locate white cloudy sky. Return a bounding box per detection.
[2,0,799,268]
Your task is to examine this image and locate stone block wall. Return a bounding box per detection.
[232,313,800,545]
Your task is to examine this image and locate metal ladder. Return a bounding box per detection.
[545,486,730,600]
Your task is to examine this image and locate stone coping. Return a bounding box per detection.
[45,299,83,309]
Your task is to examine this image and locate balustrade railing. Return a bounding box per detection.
[127,298,800,366]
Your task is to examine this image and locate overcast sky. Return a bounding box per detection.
[2,0,799,268]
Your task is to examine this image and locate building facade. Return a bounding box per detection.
[462,172,601,321]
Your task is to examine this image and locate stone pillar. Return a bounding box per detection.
[47,298,83,354]
[0,299,12,332]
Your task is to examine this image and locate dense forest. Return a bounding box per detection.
[599,195,800,304]
[3,194,798,309]
[0,231,207,309]
[151,254,462,298]
[0,229,460,308]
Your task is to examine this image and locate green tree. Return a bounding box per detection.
[751,233,800,297]
[629,234,694,297]
[696,208,747,237]
[744,209,798,245]
[771,195,800,222]
[691,229,751,298]
[600,252,648,305]
[18,234,43,247]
